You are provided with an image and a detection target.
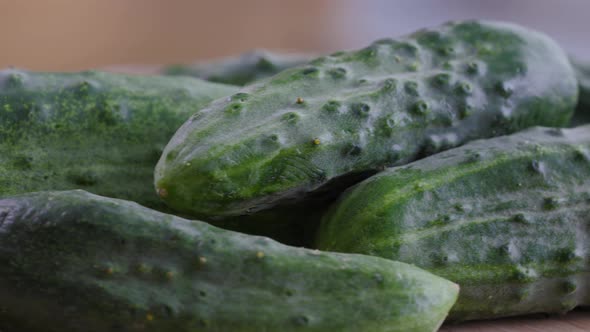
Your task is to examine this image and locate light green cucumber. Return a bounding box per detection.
[317,125,590,320]
[155,20,577,222]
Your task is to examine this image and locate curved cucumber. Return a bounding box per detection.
[317,125,590,320]
[0,190,458,332]
[571,58,590,126]
[163,50,313,85]
[155,20,577,220]
[0,69,237,211]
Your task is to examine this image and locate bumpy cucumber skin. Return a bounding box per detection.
[317,125,590,321]
[155,20,577,220]
[571,58,590,126]
[164,50,313,86]
[0,190,458,332]
[0,70,237,211]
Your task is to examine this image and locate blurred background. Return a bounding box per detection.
[0,0,588,71]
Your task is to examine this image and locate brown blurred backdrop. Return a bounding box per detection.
[0,0,588,71]
[0,0,341,71]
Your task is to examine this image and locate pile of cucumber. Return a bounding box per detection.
[0,20,588,331]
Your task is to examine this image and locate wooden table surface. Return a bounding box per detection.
[107,65,590,332]
[440,310,590,331]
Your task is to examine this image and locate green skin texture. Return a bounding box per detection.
[571,58,590,126]
[0,190,458,332]
[164,50,313,86]
[155,20,577,221]
[316,125,590,321]
[0,69,237,211]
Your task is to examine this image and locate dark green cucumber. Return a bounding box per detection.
[317,125,590,320]
[0,190,458,332]
[155,20,577,221]
[571,58,590,126]
[164,50,313,85]
[0,69,237,211]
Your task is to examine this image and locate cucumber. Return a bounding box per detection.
[317,125,590,320]
[571,58,590,126]
[0,69,237,211]
[0,190,458,332]
[155,20,577,222]
[163,50,313,85]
